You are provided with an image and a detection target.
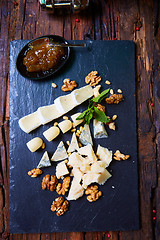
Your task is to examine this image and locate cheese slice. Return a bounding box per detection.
[37,151,51,169]
[93,119,108,139]
[97,169,112,185]
[96,145,112,167]
[82,171,100,189]
[71,112,84,127]
[54,94,76,114]
[78,144,97,163]
[37,104,62,125]
[79,124,93,146]
[71,85,93,105]
[19,111,41,133]
[91,161,106,173]
[51,141,68,162]
[71,167,84,183]
[56,160,69,179]
[67,178,84,200]
[68,152,84,167]
[67,132,79,153]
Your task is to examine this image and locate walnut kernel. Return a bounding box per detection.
[28,168,43,178]
[85,71,101,86]
[113,150,130,161]
[85,185,102,202]
[108,122,116,130]
[42,174,58,191]
[96,103,105,112]
[105,94,123,104]
[51,196,69,216]
[56,176,71,195]
[61,79,77,92]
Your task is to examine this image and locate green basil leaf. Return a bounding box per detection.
[92,88,110,104]
[76,109,89,120]
[84,109,94,124]
[94,107,110,123]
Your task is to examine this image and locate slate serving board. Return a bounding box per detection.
[9,40,139,233]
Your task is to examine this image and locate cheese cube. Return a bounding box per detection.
[56,160,69,179]
[43,126,60,141]
[67,178,84,200]
[58,120,72,133]
[37,104,62,125]
[71,112,84,127]
[19,111,41,133]
[96,145,112,167]
[26,137,43,152]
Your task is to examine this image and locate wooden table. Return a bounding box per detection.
[0,0,160,239]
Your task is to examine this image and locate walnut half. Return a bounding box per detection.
[56,176,71,195]
[61,79,77,92]
[85,185,102,202]
[105,94,123,104]
[42,174,58,191]
[85,71,101,86]
[28,168,43,178]
[51,196,69,216]
[113,150,130,161]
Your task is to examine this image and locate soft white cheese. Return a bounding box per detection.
[71,85,93,105]
[37,104,62,125]
[19,111,41,133]
[71,112,84,127]
[54,94,76,114]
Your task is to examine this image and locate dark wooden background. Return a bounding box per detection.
[0,0,160,239]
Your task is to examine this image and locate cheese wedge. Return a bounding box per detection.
[56,160,69,179]
[82,171,100,189]
[68,152,84,167]
[96,168,112,185]
[79,124,93,146]
[96,145,112,167]
[51,141,68,162]
[67,132,79,153]
[37,104,62,125]
[91,161,106,173]
[71,112,84,127]
[71,85,93,105]
[19,111,41,133]
[37,151,51,168]
[93,119,108,138]
[67,178,84,200]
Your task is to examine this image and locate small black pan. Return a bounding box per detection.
[16,35,70,80]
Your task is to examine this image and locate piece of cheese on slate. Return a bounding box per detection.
[56,160,69,179]
[54,94,76,114]
[37,151,51,168]
[91,161,106,173]
[71,112,84,127]
[78,144,97,163]
[51,141,68,162]
[79,124,93,146]
[93,119,108,138]
[82,171,100,189]
[71,85,93,105]
[58,120,72,133]
[96,145,112,167]
[67,132,79,153]
[71,167,84,183]
[43,126,60,141]
[67,178,84,200]
[96,168,112,185]
[79,162,91,173]
[37,104,62,125]
[26,137,43,152]
[19,111,41,133]
[68,152,84,167]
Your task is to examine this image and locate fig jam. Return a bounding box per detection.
[23,38,65,72]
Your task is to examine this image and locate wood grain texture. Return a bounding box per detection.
[0,0,160,239]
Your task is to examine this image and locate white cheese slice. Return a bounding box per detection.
[71,112,84,127]
[68,152,84,167]
[37,104,62,125]
[19,111,41,133]
[93,119,108,139]
[71,85,93,105]
[78,144,97,163]
[58,120,72,133]
[67,178,84,200]
[51,141,68,162]
[37,151,51,169]
[91,161,106,173]
[82,171,100,189]
[43,126,60,141]
[67,132,79,153]
[54,94,76,114]
[96,145,112,167]
[56,160,69,179]
[79,124,93,146]
[26,137,43,152]
[79,162,91,173]
[71,167,84,183]
[97,169,112,185]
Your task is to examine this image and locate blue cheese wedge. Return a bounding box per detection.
[37,151,51,169]
[51,141,68,162]
[79,124,93,146]
[93,119,108,138]
[67,132,79,153]
[96,145,112,167]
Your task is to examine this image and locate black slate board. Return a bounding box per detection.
[9,40,139,233]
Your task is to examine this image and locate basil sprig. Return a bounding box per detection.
[76,88,111,124]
